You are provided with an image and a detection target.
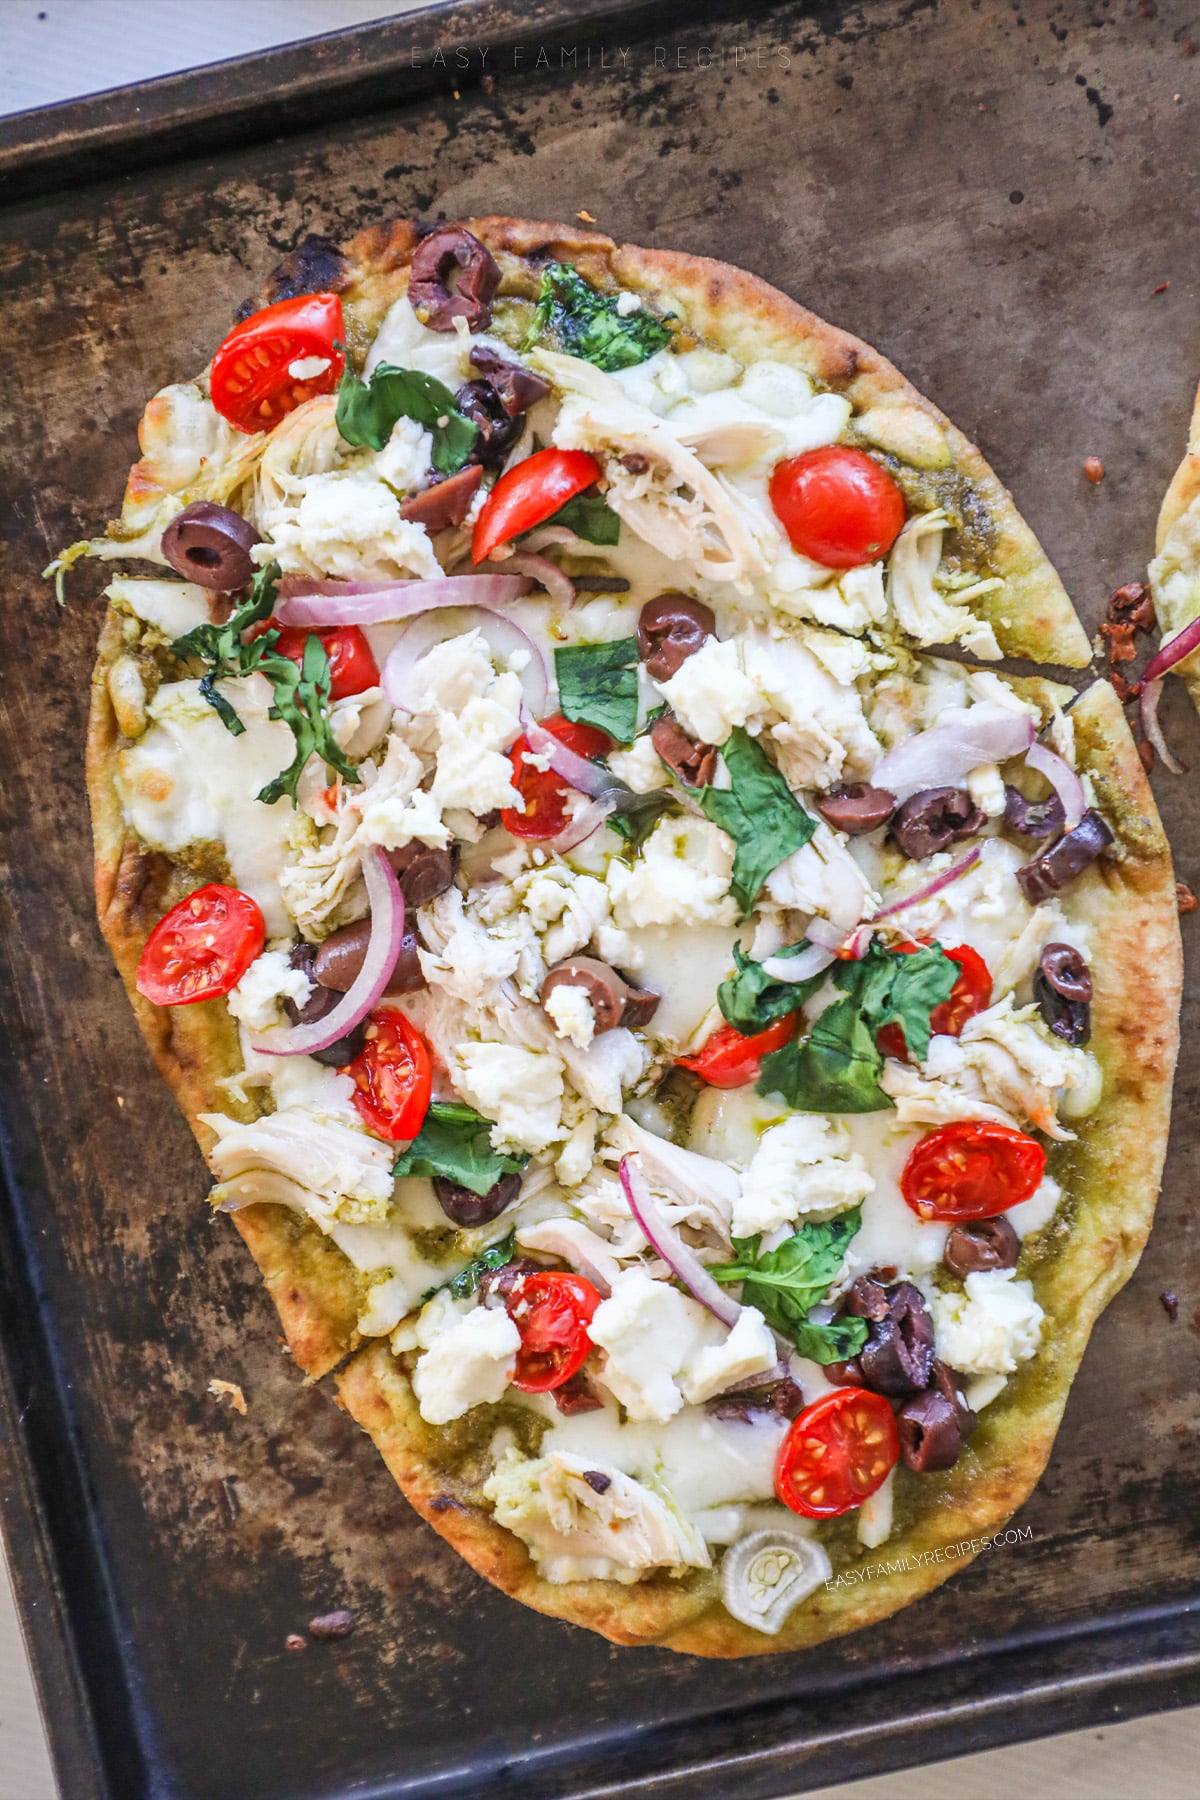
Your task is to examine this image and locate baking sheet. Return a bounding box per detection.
[1,1,1199,1796]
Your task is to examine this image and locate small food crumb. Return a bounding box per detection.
[577,209,596,222]
[1139,0,1157,14]
[1137,739,1155,774]
[1176,881,1198,914]
[309,1609,355,1641]
[1151,280,1171,296]
[285,1634,307,1653]
[208,1379,247,1415]
[1161,1291,1179,1321]
[1185,36,1197,57]
[1083,456,1105,484]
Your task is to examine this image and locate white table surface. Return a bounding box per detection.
[2,4,1197,1796]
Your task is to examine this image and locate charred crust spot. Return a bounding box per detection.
[430,1493,470,1513]
[113,844,173,926]
[237,234,349,319]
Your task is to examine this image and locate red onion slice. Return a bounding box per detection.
[382,607,548,717]
[761,942,836,982]
[521,525,582,553]
[804,916,853,953]
[871,846,982,921]
[545,795,618,854]
[253,849,404,1057]
[483,551,575,607]
[1141,611,1200,685]
[274,574,530,628]
[871,706,1035,800]
[619,1154,743,1329]
[277,576,404,599]
[1140,677,1187,775]
[523,712,624,801]
[1025,741,1085,828]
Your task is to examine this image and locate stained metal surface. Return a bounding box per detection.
[1,2,1199,1797]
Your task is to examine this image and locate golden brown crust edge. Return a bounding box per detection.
[336,675,1179,1657]
[1153,375,1200,710]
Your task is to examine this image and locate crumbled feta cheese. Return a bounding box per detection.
[589,1268,717,1422]
[678,1307,777,1405]
[967,762,1007,817]
[931,1270,1044,1375]
[226,948,312,1032]
[448,1041,566,1154]
[657,636,760,745]
[411,1302,522,1424]
[544,982,597,1049]
[554,1112,599,1186]
[430,680,523,813]
[606,816,737,929]
[287,354,332,381]
[411,629,497,716]
[734,1114,875,1237]
[372,414,434,494]
[615,289,642,316]
[607,733,667,794]
[254,470,443,582]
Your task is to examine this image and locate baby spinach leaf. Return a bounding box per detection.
[394,1102,529,1197]
[542,488,621,544]
[554,636,639,741]
[710,1210,867,1364]
[718,940,828,1036]
[523,263,673,372]
[758,940,960,1114]
[696,729,817,915]
[335,362,478,473]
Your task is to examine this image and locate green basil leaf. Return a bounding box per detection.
[697,729,817,915]
[605,787,675,848]
[335,361,478,473]
[717,940,828,1036]
[256,633,360,806]
[420,1232,516,1306]
[710,1210,864,1362]
[554,637,639,741]
[393,1101,529,1197]
[542,489,621,544]
[523,263,673,372]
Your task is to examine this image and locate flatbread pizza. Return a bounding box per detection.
[72,217,1179,1655]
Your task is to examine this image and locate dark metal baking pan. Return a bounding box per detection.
[2,1,1199,1796]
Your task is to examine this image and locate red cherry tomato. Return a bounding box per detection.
[347,1010,432,1143]
[876,942,993,1062]
[472,448,603,563]
[506,1270,601,1392]
[267,623,380,701]
[900,1120,1046,1223]
[502,713,613,840]
[776,1387,900,1519]
[136,883,265,1007]
[769,446,906,569]
[209,293,345,434]
[676,1013,799,1088]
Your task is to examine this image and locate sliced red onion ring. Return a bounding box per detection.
[619,1154,744,1329]
[521,525,581,553]
[761,942,836,982]
[253,849,404,1057]
[545,795,618,854]
[1140,611,1200,685]
[274,574,530,628]
[1025,740,1086,828]
[1140,677,1187,775]
[277,576,403,599]
[523,712,625,801]
[871,846,982,921]
[871,706,1035,801]
[382,607,548,717]
[484,551,575,607]
[804,916,853,953]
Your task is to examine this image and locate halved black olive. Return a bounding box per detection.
[161,501,257,592]
[407,226,501,332]
[637,594,715,680]
[1017,810,1113,905]
[817,783,898,836]
[1034,941,1092,1045]
[890,787,986,860]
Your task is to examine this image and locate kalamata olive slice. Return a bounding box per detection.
[407,226,501,332]
[618,984,663,1030]
[283,949,368,1064]
[706,1377,805,1422]
[1003,784,1065,840]
[1034,941,1092,1046]
[931,1359,977,1438]
[943,1215,1020,1278]
[468,345,551,415]
[823,1357,865,1387]
[1106,580,1156,632]
[649,712,717,788]
[897,1388,965,1472]
[433,1170,522,1228]
[309,919,426,997]
[637,594,715,680]
[388,842,458,907]
[889,786,986,860]
[454,379,524,467]
[1016,809,1113,905]
[477,1255,544,1305]
[817,783,898,835]
[386,929,427,995]
[161,501,257,592]
[399,465,482,531]
[552,1371,605,1414]
[541,955,660,1034]
[856,1281,936,1397]
[845,1274,891,1322]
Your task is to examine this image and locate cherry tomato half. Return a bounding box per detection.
[676,1013,799,1088]
[347,1010,432,1143]
[136,883,265,1008]
[900,1120,1046,1223]
[472,448,602,563]
[776,1387,900,1519]
[209,293,345,434]
[268,623,380,701]
[502,713,613,840]
[876,942,993,1062]
[507,1270,601,1392]
[769,445,906,569]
